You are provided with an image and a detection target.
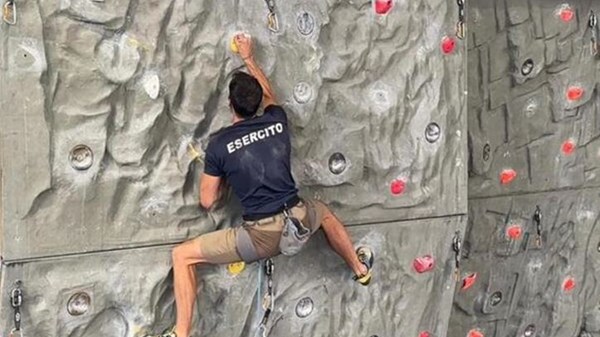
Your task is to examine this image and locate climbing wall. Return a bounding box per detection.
[0,0,466,336]
[449,0,600,336]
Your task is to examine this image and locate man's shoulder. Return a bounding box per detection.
[264,104,286,117]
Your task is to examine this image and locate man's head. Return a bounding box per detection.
[229,72,263,119]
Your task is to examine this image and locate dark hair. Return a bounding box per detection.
[229,72,263,118]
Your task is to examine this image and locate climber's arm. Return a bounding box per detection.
[199,173,221,210]
[234,34,277,107]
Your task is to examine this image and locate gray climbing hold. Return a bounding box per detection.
[483,143,491,161]
[297,11,315,36]
[328,152,347,175]
[425,123,441,143]
[293,82,313,104]
[96,35,141,83]
[142,72,160,99]
[489,291,502,307]
[67,292,91,316]
[521,59,534,76]
[69,145,94,171]
[295,297,314,318]
[523,324,536,337]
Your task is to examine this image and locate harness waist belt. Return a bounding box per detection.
[243,195,301,221]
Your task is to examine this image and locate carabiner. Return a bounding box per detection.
[9,328,23,337]
[455,0,465,39]
[267,12,279,33]
[3,0,16,25]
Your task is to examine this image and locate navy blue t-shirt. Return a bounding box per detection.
[204,105,298,219]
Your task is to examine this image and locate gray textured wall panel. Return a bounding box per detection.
[0,216,466,337]
[468,0,600,198]
[453,1,600,337]
[450,190,600,337]
[0,0,466,260]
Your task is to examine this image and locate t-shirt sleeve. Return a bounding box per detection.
[203,142,224,177]
[264,105,287,123]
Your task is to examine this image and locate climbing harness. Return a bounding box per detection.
[3,0,16,25]
[455,0,465,40]
[452,231,462,281]
[264,0,279,33]
[257,259,274,337]
[533,205,542,247]
[589,11,599,57]
[9,280,23,337]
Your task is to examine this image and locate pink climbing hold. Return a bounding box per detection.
[390,179,406,195]
[441,36,456,55]
[374,0,393,15]
[563,276,576,292]
[419,332,432,337]
[500,169,517,185]
[461,273,477,290]
[413,255,435,273]
[506,224,523,240]
[467,329,484,337]
[562,139,576,155]
[559,6,575,22]
[567,86,584,101]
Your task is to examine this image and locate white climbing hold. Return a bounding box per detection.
[142,72,160,99]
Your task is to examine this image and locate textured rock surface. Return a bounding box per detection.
[450,190,600,337]
[0,0,466,260]
[0,217,466,337]
[0,0,467,336]
[453,1,600,337]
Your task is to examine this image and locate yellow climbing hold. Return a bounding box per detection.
[228,261,245,275]
[230,37,239,53]
[187,143,203,161]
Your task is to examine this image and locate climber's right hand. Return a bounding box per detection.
[234,33,253,61]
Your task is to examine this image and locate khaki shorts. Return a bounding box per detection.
[196,199,328,264]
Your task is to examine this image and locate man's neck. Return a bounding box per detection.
[232,114,245,124]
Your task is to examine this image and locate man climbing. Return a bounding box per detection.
[146,33,372,337]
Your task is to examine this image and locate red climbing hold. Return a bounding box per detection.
[374,0,393,15]
[563,276,576,292]
[461,273,477,290]
[413,255,435,273]
[567,86,584,101]
[559,6,575,22]
[390,179,406,195]
[562,139,576,155]
[506,224,523,240]
[500,169,517,185]
[441,36,456,55]
[419,332,432,337]
[467,329,484,337]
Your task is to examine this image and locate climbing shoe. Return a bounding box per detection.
[353,246,374,286]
